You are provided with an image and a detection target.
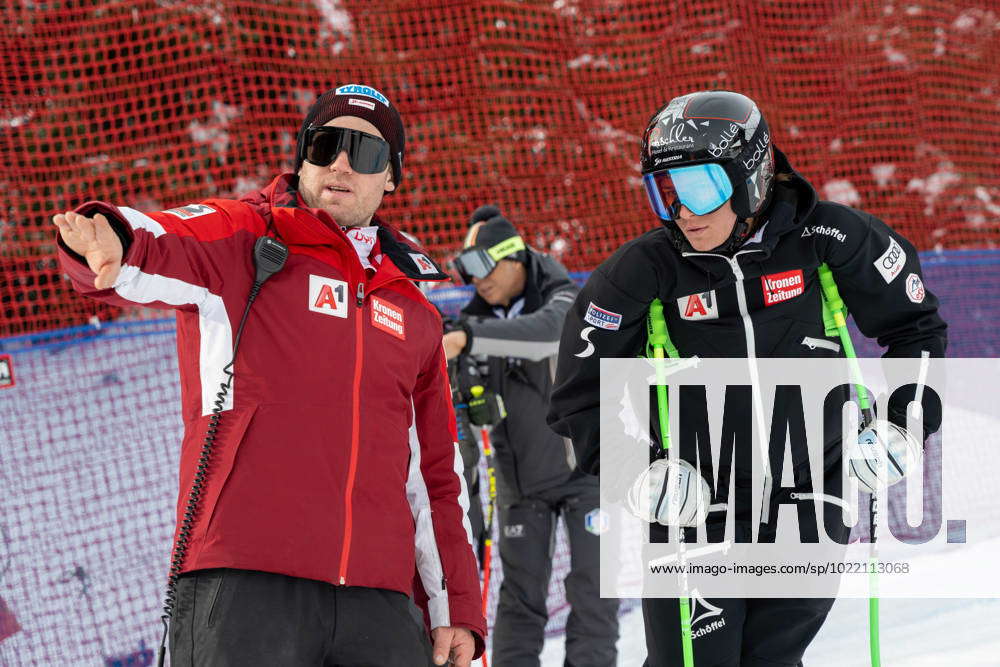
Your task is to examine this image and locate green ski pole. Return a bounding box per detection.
[817,264,880,667]
[647,298,694,667]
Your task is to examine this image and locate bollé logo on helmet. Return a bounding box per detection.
[743,131,770,171]
[708,123,741,158]
[335,84,389,106]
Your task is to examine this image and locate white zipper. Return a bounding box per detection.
[681,250,762,358]
[802,336,841,352]
[681,249,773,524]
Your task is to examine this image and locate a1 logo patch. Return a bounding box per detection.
[371,296,406,340]
[677,290,718,321]
[309,275,349,318]
[761,269,804,306]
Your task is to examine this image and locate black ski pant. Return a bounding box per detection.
[169,568,434,666]
[640,456,850,667]
[641,596,834,666]
[492,473,620,667]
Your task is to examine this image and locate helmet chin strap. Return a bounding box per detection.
[677,177,777,256]
[714,219,754,254]
[661,216,754,256]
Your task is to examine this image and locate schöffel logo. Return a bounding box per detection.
[583,302,622,331]
[689,592,727,639]
[801,225,846,243]
[335,84,390,107]
[761,269,804,307]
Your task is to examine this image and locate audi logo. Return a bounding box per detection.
[882,245,902,268]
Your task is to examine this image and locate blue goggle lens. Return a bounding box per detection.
[643,163,734,221]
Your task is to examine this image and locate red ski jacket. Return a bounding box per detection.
[57,174,486,652]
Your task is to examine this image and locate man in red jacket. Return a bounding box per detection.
[52,84,485,667]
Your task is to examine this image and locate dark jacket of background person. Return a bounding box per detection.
[460,247,580,495]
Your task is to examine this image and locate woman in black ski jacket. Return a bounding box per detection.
[547,90,946,667]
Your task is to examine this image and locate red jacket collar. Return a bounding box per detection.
[240,174,450,284]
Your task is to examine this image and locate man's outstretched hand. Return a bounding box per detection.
[53,211,123,289]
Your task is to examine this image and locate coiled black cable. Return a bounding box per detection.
[156,237,286,667]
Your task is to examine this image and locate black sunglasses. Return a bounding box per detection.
[302,126,391,174]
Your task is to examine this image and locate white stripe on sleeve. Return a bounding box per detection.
[113,264,233,414]
[405,400,475,629]
[118,207,167,237]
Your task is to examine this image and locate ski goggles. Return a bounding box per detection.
[643,162,734,221]
[301,126,391,174]
[451,235,526,284]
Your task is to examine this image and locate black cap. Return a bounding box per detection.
[294,84,405,188]
[470,204,502,225]
[463,205,526,262]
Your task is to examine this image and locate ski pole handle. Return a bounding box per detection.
[817,264,871,416]
[648,299,668,347]
[648,298,680,359]
[647,299,674,451]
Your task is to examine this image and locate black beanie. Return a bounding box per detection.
[294,84,405,189]
[464,205,526,263]
[470,204,502,224]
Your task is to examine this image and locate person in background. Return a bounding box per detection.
[444,206,620,666]
[402,227,489,566]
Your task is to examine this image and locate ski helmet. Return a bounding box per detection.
[640,90,775,243]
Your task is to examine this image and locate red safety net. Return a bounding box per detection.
[2,3,1000,664]
[2,0,999,337]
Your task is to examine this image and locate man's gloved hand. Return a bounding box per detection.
[624,458,711,527]
[442,318,473,361]
[454,398,478,453]
[466,385,506,426]
[451,354,504,426]
[848,420,923,494]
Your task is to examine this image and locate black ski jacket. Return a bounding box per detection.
[547,149,947,477]
[460,248,580,496]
